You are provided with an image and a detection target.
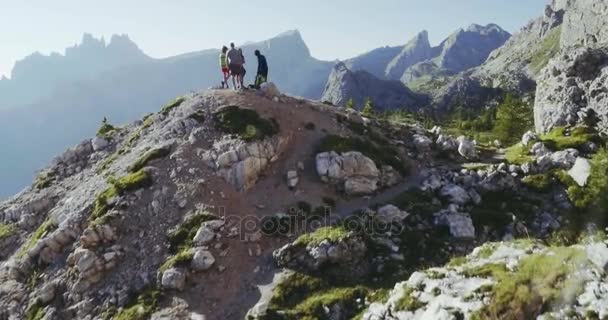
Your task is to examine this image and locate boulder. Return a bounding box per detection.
[521,131,538,146]
[530,142,551,157]
[259,82,280,99]
[316,151,381,195]
[376,205,409,225]
[568,157,591,186]
[191,249,215,272]
[193,227,215,246]
[436,135,458,151]
[379,165,401,187]
[413,134,433,152]
[435,211,476,239]
[161,268,186,291]
[550,148,579,169]
[440,184,471,205]
[286,170,299,188]
[91,137,110,152]
[457,136,477,159]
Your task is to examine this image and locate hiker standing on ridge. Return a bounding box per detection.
[219,46,229,88]
[254,50,268,88]
[227,42,244,89]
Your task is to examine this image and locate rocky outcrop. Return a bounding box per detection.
[361,240,608,320]
[273,230,369,277]
[202,135,288,191]
[316,151,401,195]
[321,62,424,111]
[534,47,608,133]
[385,31,433,80]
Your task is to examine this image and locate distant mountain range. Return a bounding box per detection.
[0,25,510,198]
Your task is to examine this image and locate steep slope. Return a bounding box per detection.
[385,31,433,81]
[321,62,425,111]
[0,30,333,199]
[345,46,405,79]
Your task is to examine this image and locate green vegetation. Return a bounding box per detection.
[213,105,279,141]
[25,300,46,320]
[127,146,171,173]
[521,173,553,192]
[555,148,608,211]
[0,223,16,240]
[473,246,588,319]
[265,272,372,320]
[97,117,117,137]
[448,256,467,267]
[505,143,534,165]
[477,243,498,259]
[394,285,426,312]
[346,98,355,110]
[426,270,446,279]
[361,97,374,117]
[113,288,160,320]
[90,169,152,225]
[540,126,597,151]
[318,135,408,175]
[166,211,218,254]
[17,218,57,258]
[159,248,194,273]
[294,226,350,247]
[34,171,55,190]
[462,263,509,278]
[530,26,562,74]
[493,94,534,145]
[160,97,185,116]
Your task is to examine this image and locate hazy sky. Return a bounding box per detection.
[0,0,548,78]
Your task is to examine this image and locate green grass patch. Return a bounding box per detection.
[540,126,597,151]
[394,285,427,312]
[167,211,218,254]
[159,248,194,273]
[127,146,171,173]
[0,223,17,240]
[294,226,351,247]
[17,218,57,258]
[97,118,117,138]
[462,263,509,278]
[266,272,371,320]
[25,300,46,320]
[90,169,152,225]
[530,26,562,74]
[474,246,589,319]
[521,173,553,192]
[33,171,55,190]
[213,105,279,141]
[554,149,608,212]
[318,134,408,175]
[505,143,533,165]
[448,256,467,267]
[477,243,498,259]
[113,288,160,320]
[160,97,185,116]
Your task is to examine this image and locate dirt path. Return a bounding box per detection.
[334,169,426,218]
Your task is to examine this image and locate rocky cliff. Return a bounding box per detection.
[321,62,425,111]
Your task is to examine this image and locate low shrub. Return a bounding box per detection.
[213,105,279,141]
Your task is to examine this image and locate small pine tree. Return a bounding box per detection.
[493,94,533,144]
[362,97,374,117]
[346,98,355,110]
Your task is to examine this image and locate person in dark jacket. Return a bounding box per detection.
[254,50,268,88]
